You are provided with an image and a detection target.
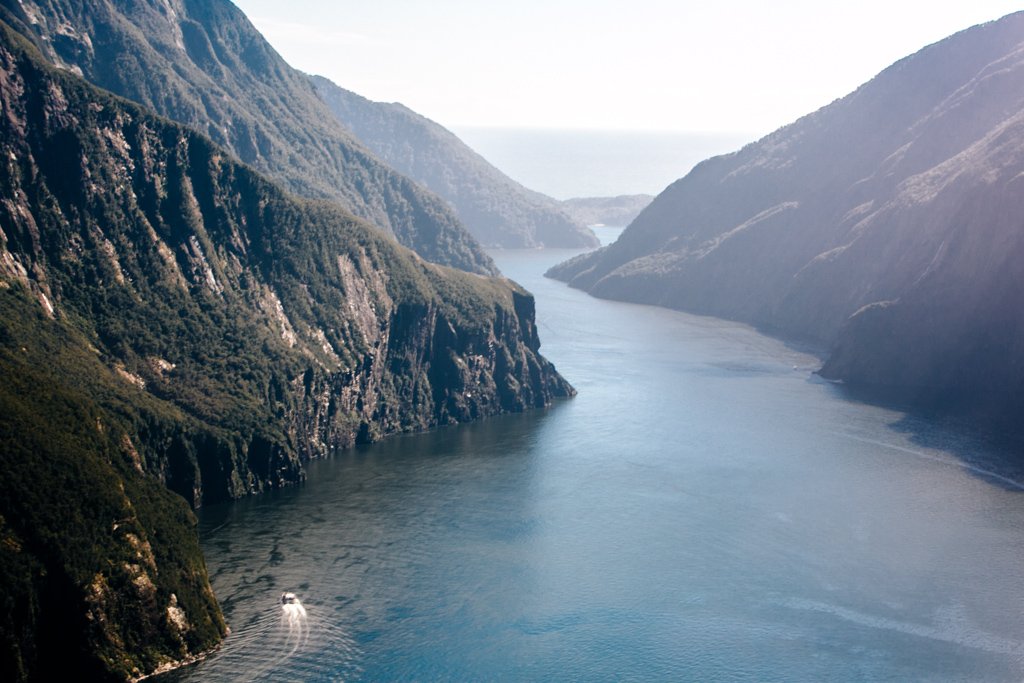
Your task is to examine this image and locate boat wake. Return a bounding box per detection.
[281,592,308,631]
[173,591,360,681]
[243,593,310,679]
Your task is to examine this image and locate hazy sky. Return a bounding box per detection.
[231,1,1022,136]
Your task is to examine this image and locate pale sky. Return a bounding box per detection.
[231,1,1023,137]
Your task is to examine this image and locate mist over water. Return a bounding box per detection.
[451,128,752,199]
[170,234,1024,681]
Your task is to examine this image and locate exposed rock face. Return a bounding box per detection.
[0,0,496,275]
[0,23,572,681]
[550,12,1024,424]
[310,75,599,249]
[560,194,654,227]
[0,18,573,505]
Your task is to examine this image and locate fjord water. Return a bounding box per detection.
[174,232,1024,682]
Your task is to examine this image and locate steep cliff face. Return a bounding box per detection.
[310,75,598,249]
[0,0,496,275]
[550,12,1024,423]
[0,24,572,680]
[0,19,573,501]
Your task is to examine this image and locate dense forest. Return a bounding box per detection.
[0,18,572,680]
[0,0,497,274]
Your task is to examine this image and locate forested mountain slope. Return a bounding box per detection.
[311,75,598,248]
[0,23,572,680]
[0,0,495,274]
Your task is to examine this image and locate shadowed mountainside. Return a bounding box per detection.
[549,11,1024,426]
[310,75,599,249]
[0,0,496,274]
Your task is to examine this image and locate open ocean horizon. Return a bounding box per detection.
[452,126,754,200]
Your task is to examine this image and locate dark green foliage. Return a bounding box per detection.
[0,19,573,680]
[0,0,496,275]
[0,287,225,681]
[0,25,568,498]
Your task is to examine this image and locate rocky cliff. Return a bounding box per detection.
[310,75,598,249]
[0,0,495,275]
[550,12,1024,424]
[0,23,572,680]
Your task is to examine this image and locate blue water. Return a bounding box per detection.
[170,234,1024,681]
[452,127,751,199]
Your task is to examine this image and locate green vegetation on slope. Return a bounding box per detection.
[0,0,496,275]
[310,75,598,248]
[0,20,573,679]
[0,286,225,682]
[0,18,572,494]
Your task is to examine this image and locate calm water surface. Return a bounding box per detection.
[172,230,1024,681]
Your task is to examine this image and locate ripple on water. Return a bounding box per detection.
[167,596,361,682]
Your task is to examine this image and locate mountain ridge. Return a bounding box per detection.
[309,74,599,248]
[0,0,497,274]
[548,11,1024,425]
